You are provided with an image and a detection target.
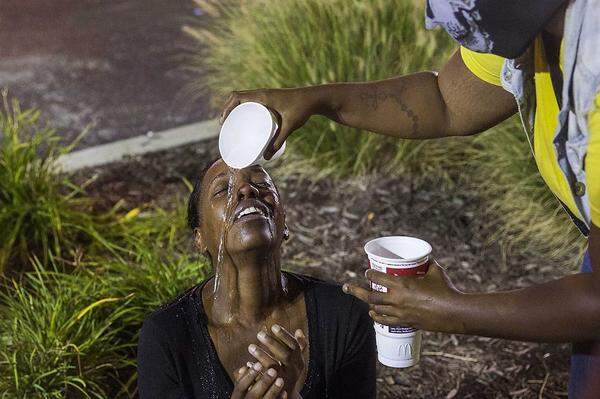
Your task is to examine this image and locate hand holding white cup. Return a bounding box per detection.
[345,236,432,368]
[219,102,286,169]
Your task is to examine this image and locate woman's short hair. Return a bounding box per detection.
[187,158,219,231]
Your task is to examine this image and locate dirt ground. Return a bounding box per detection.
[75,141,578,399]
[0,0,212,149]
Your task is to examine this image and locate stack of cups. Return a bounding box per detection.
[219,102,286,169]
[364,236,432,368]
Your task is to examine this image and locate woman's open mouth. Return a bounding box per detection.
[233,202,271,223]
[237,206,266,219]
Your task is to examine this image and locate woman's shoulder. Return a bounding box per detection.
[287,272,368,315]
[289,272,375,362]
[141,283,205,338]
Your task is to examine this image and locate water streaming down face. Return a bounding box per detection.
[200,161,289,326]
[213,168,238,295]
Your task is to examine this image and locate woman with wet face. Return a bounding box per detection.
[137,159,376,399]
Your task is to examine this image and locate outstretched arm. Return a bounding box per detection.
[344,224,600,343]
[312,49,516,139]
[221,49,516,158]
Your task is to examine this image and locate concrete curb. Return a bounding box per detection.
[57,119,219,172]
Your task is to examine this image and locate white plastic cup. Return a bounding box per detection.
[364,236,432,368]
[219,102,286,169]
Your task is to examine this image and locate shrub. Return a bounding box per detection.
[185,0,456,177]
[111,199,191,254]
[0,213,208,398]
[466,118,586,267]
[0,262,136,398]
[99,240,207,315]
[0,95,115,274]
[0,139,207,395]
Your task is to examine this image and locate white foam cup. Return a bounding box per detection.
[219,102,286,169]
[364,236,432,368]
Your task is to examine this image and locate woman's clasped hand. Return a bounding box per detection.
[232,324,307,399]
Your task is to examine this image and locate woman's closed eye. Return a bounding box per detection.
[253,181,273,189]
[213,185,228,197]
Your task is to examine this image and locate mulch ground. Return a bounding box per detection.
[74,140,577,398]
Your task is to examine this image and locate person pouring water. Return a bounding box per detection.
[220,1,600,396]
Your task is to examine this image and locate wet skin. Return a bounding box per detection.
[195,159,308,398]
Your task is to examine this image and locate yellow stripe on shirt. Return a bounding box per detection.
[531,37,583,221]
[460,40,599,227]
[460,47,504,87]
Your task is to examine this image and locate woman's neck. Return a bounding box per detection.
[205,251,287,326]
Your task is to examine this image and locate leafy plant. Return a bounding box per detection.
[0,95,115,274]
[185,0,456,177]
[0,209,208,398]
[0,261,135,398]
[99,241,206,315]
[110,199,191,254]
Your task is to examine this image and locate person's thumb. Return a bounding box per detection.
[426,260,446,279]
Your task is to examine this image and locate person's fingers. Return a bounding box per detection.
[234,366,248,383]
[263,118,288,160]
[249,343,279,369]
[428,260,447,279]
[237,88,267,104]
[365,269,401,288]
[270,324,298,351]
[231,365,259,398]
[220,89,271,125]
[342,284,368,301]
[258,328,291,361]
[294,329,307,352]
[369,304,402,317]
[342,283,390,305]
[220,92,242,124]
[247,367,278,397]
[263,377,285,399]
[368,310,404,326]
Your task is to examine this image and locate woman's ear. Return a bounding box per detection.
[194,228,208,253]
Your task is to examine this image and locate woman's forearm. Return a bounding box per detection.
[454,273,600,342]
[311,73,450,139]
[309,50,516,140]
[221,50,516,150]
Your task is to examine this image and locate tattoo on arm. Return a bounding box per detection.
[359,85,420,136]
